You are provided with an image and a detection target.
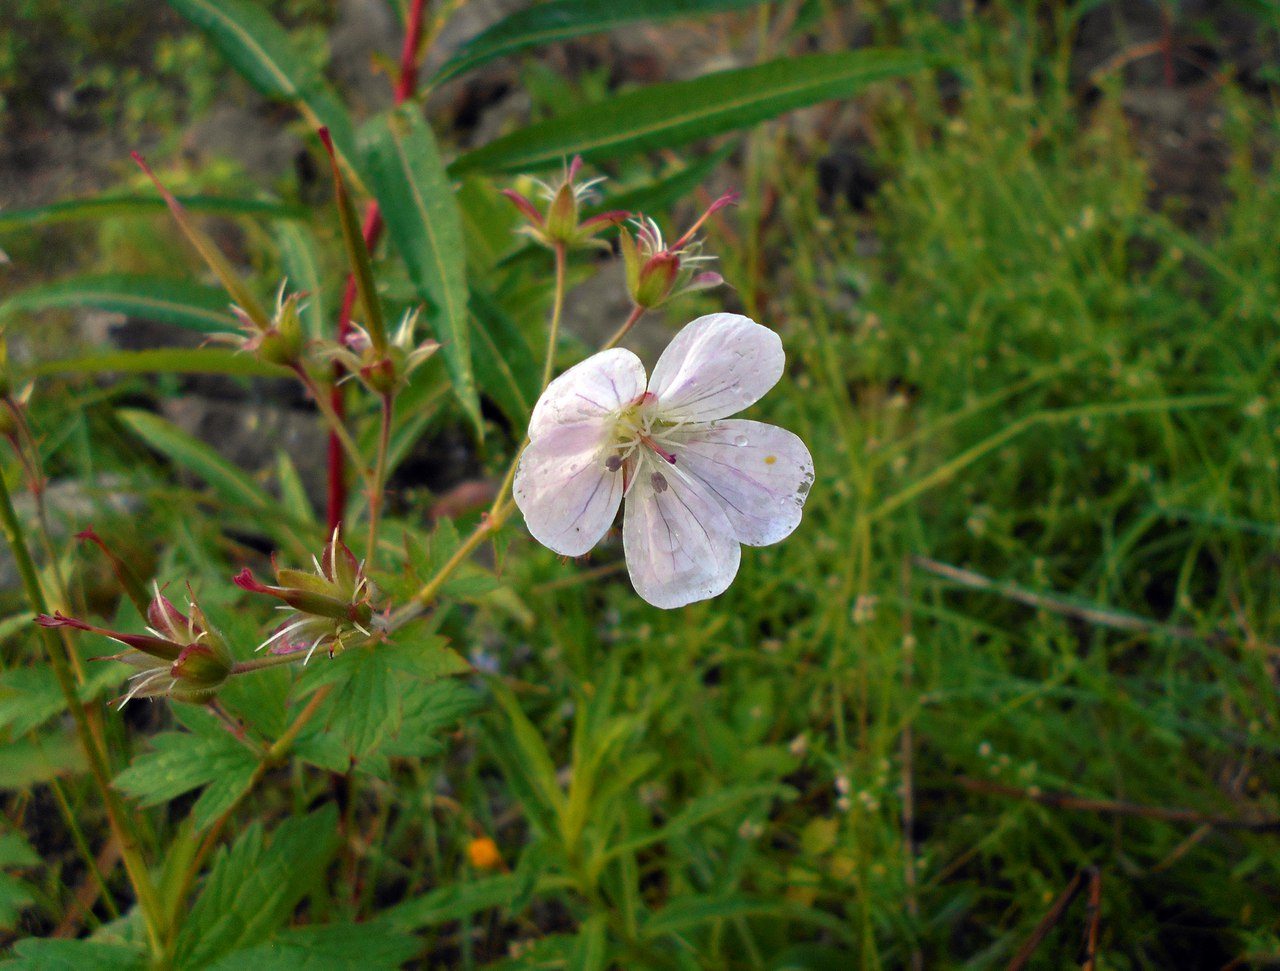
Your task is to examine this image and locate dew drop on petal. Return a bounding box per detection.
[733,433,749,447]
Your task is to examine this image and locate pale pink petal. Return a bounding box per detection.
[528,347,646,441]
[670,419,814,546]
[623,453,740,609]
[514,422,623,556]
[647,313,784,423]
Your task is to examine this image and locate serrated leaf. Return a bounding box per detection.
[0,663,124,736]
[29,348,292,379]
[433,0,769,84]
[112,726,257,830]
[200,921,419,971]
[361,106,479,435]
[175,806,340,968]
[385,873,522,931]
[0,194,304,231]
[452,48,929,174]
[169,0,362,187]
[7,939,148,970]
[0,274,237,333]
[385,677,482,758]
[115,408,275,514]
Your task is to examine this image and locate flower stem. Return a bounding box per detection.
[601,304,646,351]
[366,393,393,560]
[539,242,568,392]
[295,366,374,491]
[0,471,166,955]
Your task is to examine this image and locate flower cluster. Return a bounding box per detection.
[37,585,233,706]
[234,528,378,663]
[514,313,813,608]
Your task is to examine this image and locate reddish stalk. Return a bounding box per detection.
[325,0,427,531]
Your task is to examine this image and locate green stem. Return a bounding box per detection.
[163,682,336,958]
[600,304,646,351]
[295,366,373,492]
[539,242,568,392]
[0,471,166,955]
[403,238,577,616]
[366,394,393,560]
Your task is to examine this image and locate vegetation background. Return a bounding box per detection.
[0,0,1279,968]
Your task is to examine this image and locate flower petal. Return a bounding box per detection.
[528,347,646,441]
[623,453,740,609]
[647,313,784,422]
[671,419,814,546]
[514,422,623,556]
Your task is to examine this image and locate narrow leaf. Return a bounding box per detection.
[1,274,237,334]
[361,106,480,434]
[451,48,930,174]
[469,285,538,428]
[434,0,768,84]
[116,408,275,513]
[0,194,304,231]
[168,0,362,186]
[29,348,290,379]
[319,128,386,351]
[385,874,522,931]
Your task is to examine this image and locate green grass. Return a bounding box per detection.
[2,0,1280,968]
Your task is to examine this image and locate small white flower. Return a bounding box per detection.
[514,313,814,609]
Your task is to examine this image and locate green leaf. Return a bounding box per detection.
[7,939,148,970]
[112,723,257,830]
[0,274,238,333]
[275,222,326,338]
[200,921,420,971]
[115,408,275,514]
[168,0,362,187]
[0,194,305,232]
[0,663,123,736]
[385,873,522,931]
[485,678,566,834]
[601,141,737,217]
[0,732,86,789]
[175,806,341,968]
[433,0,769,84]
[568,912,608,971]
[361,106,480,435]
[28,348,292,379]
[469,285,538,429]
[452,48,929,174]
[0,832,40,931]
[605,783,794,860]
[384,678,482,758]
[641,894,851,940]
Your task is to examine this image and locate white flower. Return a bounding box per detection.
[513,313,814,609]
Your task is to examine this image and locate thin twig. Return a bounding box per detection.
[912,554,1276,654]
[1081,868,1102,971]
[958,777,1280,831]
[900,555,923,971]
[1004,868,1091,971]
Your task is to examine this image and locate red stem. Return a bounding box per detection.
[324,0,427,532]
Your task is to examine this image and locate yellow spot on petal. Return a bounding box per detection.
[764,455,777,465]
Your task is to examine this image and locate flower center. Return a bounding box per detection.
[604,392,683,473]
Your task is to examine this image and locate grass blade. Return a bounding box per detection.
[0,194,304,232]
